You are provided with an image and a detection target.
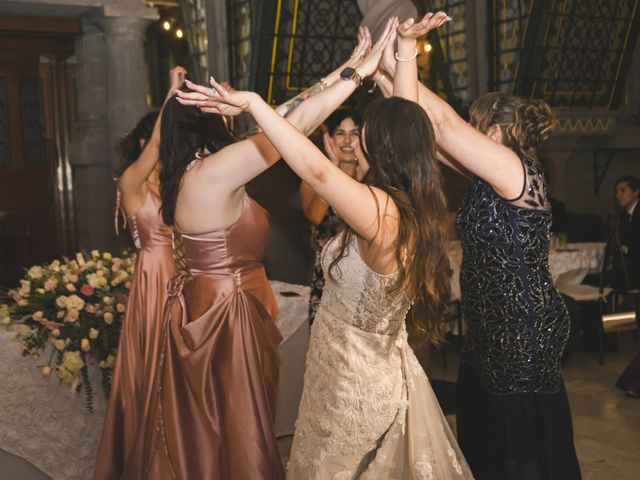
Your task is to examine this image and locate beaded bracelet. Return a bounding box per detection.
[395,49,419,62]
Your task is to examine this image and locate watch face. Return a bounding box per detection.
[340,67,355,79]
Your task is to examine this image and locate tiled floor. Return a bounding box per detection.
[424,332,640,480]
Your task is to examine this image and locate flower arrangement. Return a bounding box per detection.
[0,250,136,411]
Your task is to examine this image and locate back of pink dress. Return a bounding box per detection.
[94,189,175,480]
[143,193,284,479]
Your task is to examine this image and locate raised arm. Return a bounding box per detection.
[379,17,522,194]
[393,13,451,102]
[118,67,186,197]
[189,19,399,242]
[176,27,376,192]
[300,130,340,225]
[416,74,524,198]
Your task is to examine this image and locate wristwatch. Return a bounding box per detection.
[340,67,362,86]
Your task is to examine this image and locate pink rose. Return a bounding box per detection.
[80,284,94,296]
[66,309,79,322]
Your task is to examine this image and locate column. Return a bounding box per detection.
[101,6,156,173]
[69,22,114,252]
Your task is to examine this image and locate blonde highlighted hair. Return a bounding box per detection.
[469,92,554,161]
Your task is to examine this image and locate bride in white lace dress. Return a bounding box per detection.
[178,13,473,480]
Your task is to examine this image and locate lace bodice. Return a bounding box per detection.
[319,233,412,335]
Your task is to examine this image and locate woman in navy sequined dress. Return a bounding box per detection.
[428,92,580,479]
[375,44,580,477]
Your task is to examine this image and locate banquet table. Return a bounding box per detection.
[448,241,606,302]
[0,281,310,480]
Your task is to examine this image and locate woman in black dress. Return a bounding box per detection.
[374,34,581,477]
[300,109,367,324]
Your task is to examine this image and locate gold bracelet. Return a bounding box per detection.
[395,49,419,62]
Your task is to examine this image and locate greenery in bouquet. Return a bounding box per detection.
[0,249,136,412]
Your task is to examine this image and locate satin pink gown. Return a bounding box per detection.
[143,193,284,479]
[94,189,175,479]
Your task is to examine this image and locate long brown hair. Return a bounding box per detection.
[469,92,554,161]
[159,89,235,225]
[329,97,451,345]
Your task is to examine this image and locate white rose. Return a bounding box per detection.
[35,288,45,294]
[17,299,28,307]
[62,351,84,372]
[48,259,61,272]
[27,266,43,279]
[89,328,99,339]
[66,283,76,292]
[56,311,65,319]
[75,253,86,266]
[18,280,31,296]
[103,252,112,260]
[54,339,66,350]
[91,249,99,258]
[103,312,114,325]
[116,303,126,313]
[80,338,90,352]
[66,295,85,311]
[103,296,113,305]
[52,328,61,337]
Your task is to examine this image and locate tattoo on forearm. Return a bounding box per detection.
[281,82,325,118]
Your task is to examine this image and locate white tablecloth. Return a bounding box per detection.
[0,281,310,480]
[448,241,606,301]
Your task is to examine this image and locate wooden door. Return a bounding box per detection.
[0,18,77,287]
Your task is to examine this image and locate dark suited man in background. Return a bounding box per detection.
[615,175,640,288]
[614,175,640,397]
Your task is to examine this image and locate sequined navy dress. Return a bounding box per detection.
[455,155,581,480]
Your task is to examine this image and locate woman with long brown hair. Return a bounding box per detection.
[375,18,582,480]
[181,13,473,479]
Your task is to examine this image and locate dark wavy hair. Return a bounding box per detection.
[116,111,159,172]
[469,92,554,162]
[324,108,361,135]
[615,175,640,192]
[328,97,451,345]
[159,89,235,225]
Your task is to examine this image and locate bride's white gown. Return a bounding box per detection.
[287,233,474,479]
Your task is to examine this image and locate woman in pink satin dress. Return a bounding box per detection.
[93,67,186,480]
[141,33,378,479]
